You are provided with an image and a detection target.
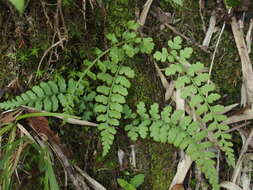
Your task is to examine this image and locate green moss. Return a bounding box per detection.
[147,142,175,190]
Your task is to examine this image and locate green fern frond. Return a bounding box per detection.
[0,78,79,112]
[95,60,135,156]
[125,102,219,190]
[154,36,235,167]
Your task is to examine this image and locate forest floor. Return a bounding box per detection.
[0,0,253,190]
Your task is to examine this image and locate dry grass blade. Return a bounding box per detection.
[51,141,87,190]
[220,181,242,190]
[75,165,107,190]
[138,0,154,27]
[224,109,253,125]
[202,13,216,47]
[246,19,253,54]
[169,153,192,190]
[232,128,253,183]
[231,16,253,107]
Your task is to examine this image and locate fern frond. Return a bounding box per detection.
[0,79,79,112]
[155,36,235,167]
[125,102,219,190]
[95,60,135,156]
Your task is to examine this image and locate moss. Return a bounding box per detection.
[144,142,176,190]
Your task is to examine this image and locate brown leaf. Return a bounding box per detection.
[0,110,21,124]
[25,110,60,145]
[171,184,185,190]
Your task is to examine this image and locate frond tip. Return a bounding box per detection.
[0,79,76,112]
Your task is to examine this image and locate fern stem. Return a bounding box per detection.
[73,41,127,95]
[16,112,98,127]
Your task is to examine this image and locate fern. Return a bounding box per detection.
[89,21,154,156]
[95,61,135,156]
[157,36,235,167]
[125,102,219,190]
[0,78,81,112]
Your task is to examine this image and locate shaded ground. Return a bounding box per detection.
[0,0,251,189]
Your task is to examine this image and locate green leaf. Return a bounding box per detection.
[112,85,128,96]
[181,85,197,99]
[187,62,204,76]
[108,110,121,119]
[161,106,172,122]
[161,48,168,62]
[111,94,126,103]
[173,131,187,147]
[44,97,52,111]
[117,179,136,190]
[171,110,184,124]
[141,37,154,54]
[127,20,140,30]
[165,64,183,76]
[26,90,37,100]
[94,105,107,113]
[95,95,108,104]
[172,0,183,6]
[180,47,193,59]
[9,0,25,14]
[48,81,59,94]
[123,44,135,58]
[150,120,163,141]
[175,76,190,88]
[116,76,131,88]
[110,103,123,112]
[97,86,110,95]
[167,127,180,144]
[194,73,210,86]
[51,95,59,112]
[189,95,203,107]
[58,94,67,107]
[119,66,135,78]
[130,174,145,188]
[32,86,45,98]
[168,36,182,50]
[106,33,118,44]
[139,120,151,138]
[40,82,52,95]
[200,83,216,94]
[97,73,113,85]
[211,105,224,113]
[58,78,66,92]
[153,51,162,61]
[202,113,213,123]
[109,47,124,63]
[149,103,160,120]
[207,93,221,103]
[196,103,208,115]
[87,70,97,80]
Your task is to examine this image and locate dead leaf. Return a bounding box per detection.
[171,184,185,190]
[25,109,60,145]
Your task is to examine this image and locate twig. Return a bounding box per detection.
[36,37,67,79]
[202,12,216,47]
[138,0,154,27]
[226,122,250,133]
[231,16,253,106]
[208,8,231,82]
[232,128,253,182]
[246,19,253,54]
[164,23,210,53]
[74,165,107,190]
